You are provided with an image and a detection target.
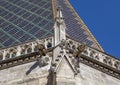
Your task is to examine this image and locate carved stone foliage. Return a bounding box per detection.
[55,38,120,72]
[82,46,120,71]
[0,37,119,79]
[0,37,53,61]
[56,40,79,72]
[58,38,120,79]
[51,47,80,75]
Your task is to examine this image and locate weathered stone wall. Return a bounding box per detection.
[76,63,120,85]
[0,61,119,85]
[0,61,50,85]
[56,57,76,85]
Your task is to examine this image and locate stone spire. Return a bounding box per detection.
[53,7,67,67]
[54,7,66,46]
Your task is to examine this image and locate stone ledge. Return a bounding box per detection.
[80,55,120,79]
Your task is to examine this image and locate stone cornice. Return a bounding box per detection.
[0,37,120,79]
[80,56,120,79]
[0,37,53,60]
[0,52,39,70]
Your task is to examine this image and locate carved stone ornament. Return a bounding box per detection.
[74,45,85,57]
[37,44,47,56]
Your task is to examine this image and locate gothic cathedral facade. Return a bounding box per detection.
[0,0,120,85]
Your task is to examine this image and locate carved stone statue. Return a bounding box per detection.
[37,44,47,56]
[74,44,85,57]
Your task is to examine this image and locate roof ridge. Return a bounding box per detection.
[66,0,104,51]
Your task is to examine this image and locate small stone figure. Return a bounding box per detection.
[74,44,85,57]
[37,44,47,56]
[37,44,49,67]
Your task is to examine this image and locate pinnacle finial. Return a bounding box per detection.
[56,7,64,24]
[54,7,66,46]
[57,6,62,11]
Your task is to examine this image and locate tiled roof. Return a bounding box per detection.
[54,0,103,51]
[0,0,103,51]
[0,0,54,48]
